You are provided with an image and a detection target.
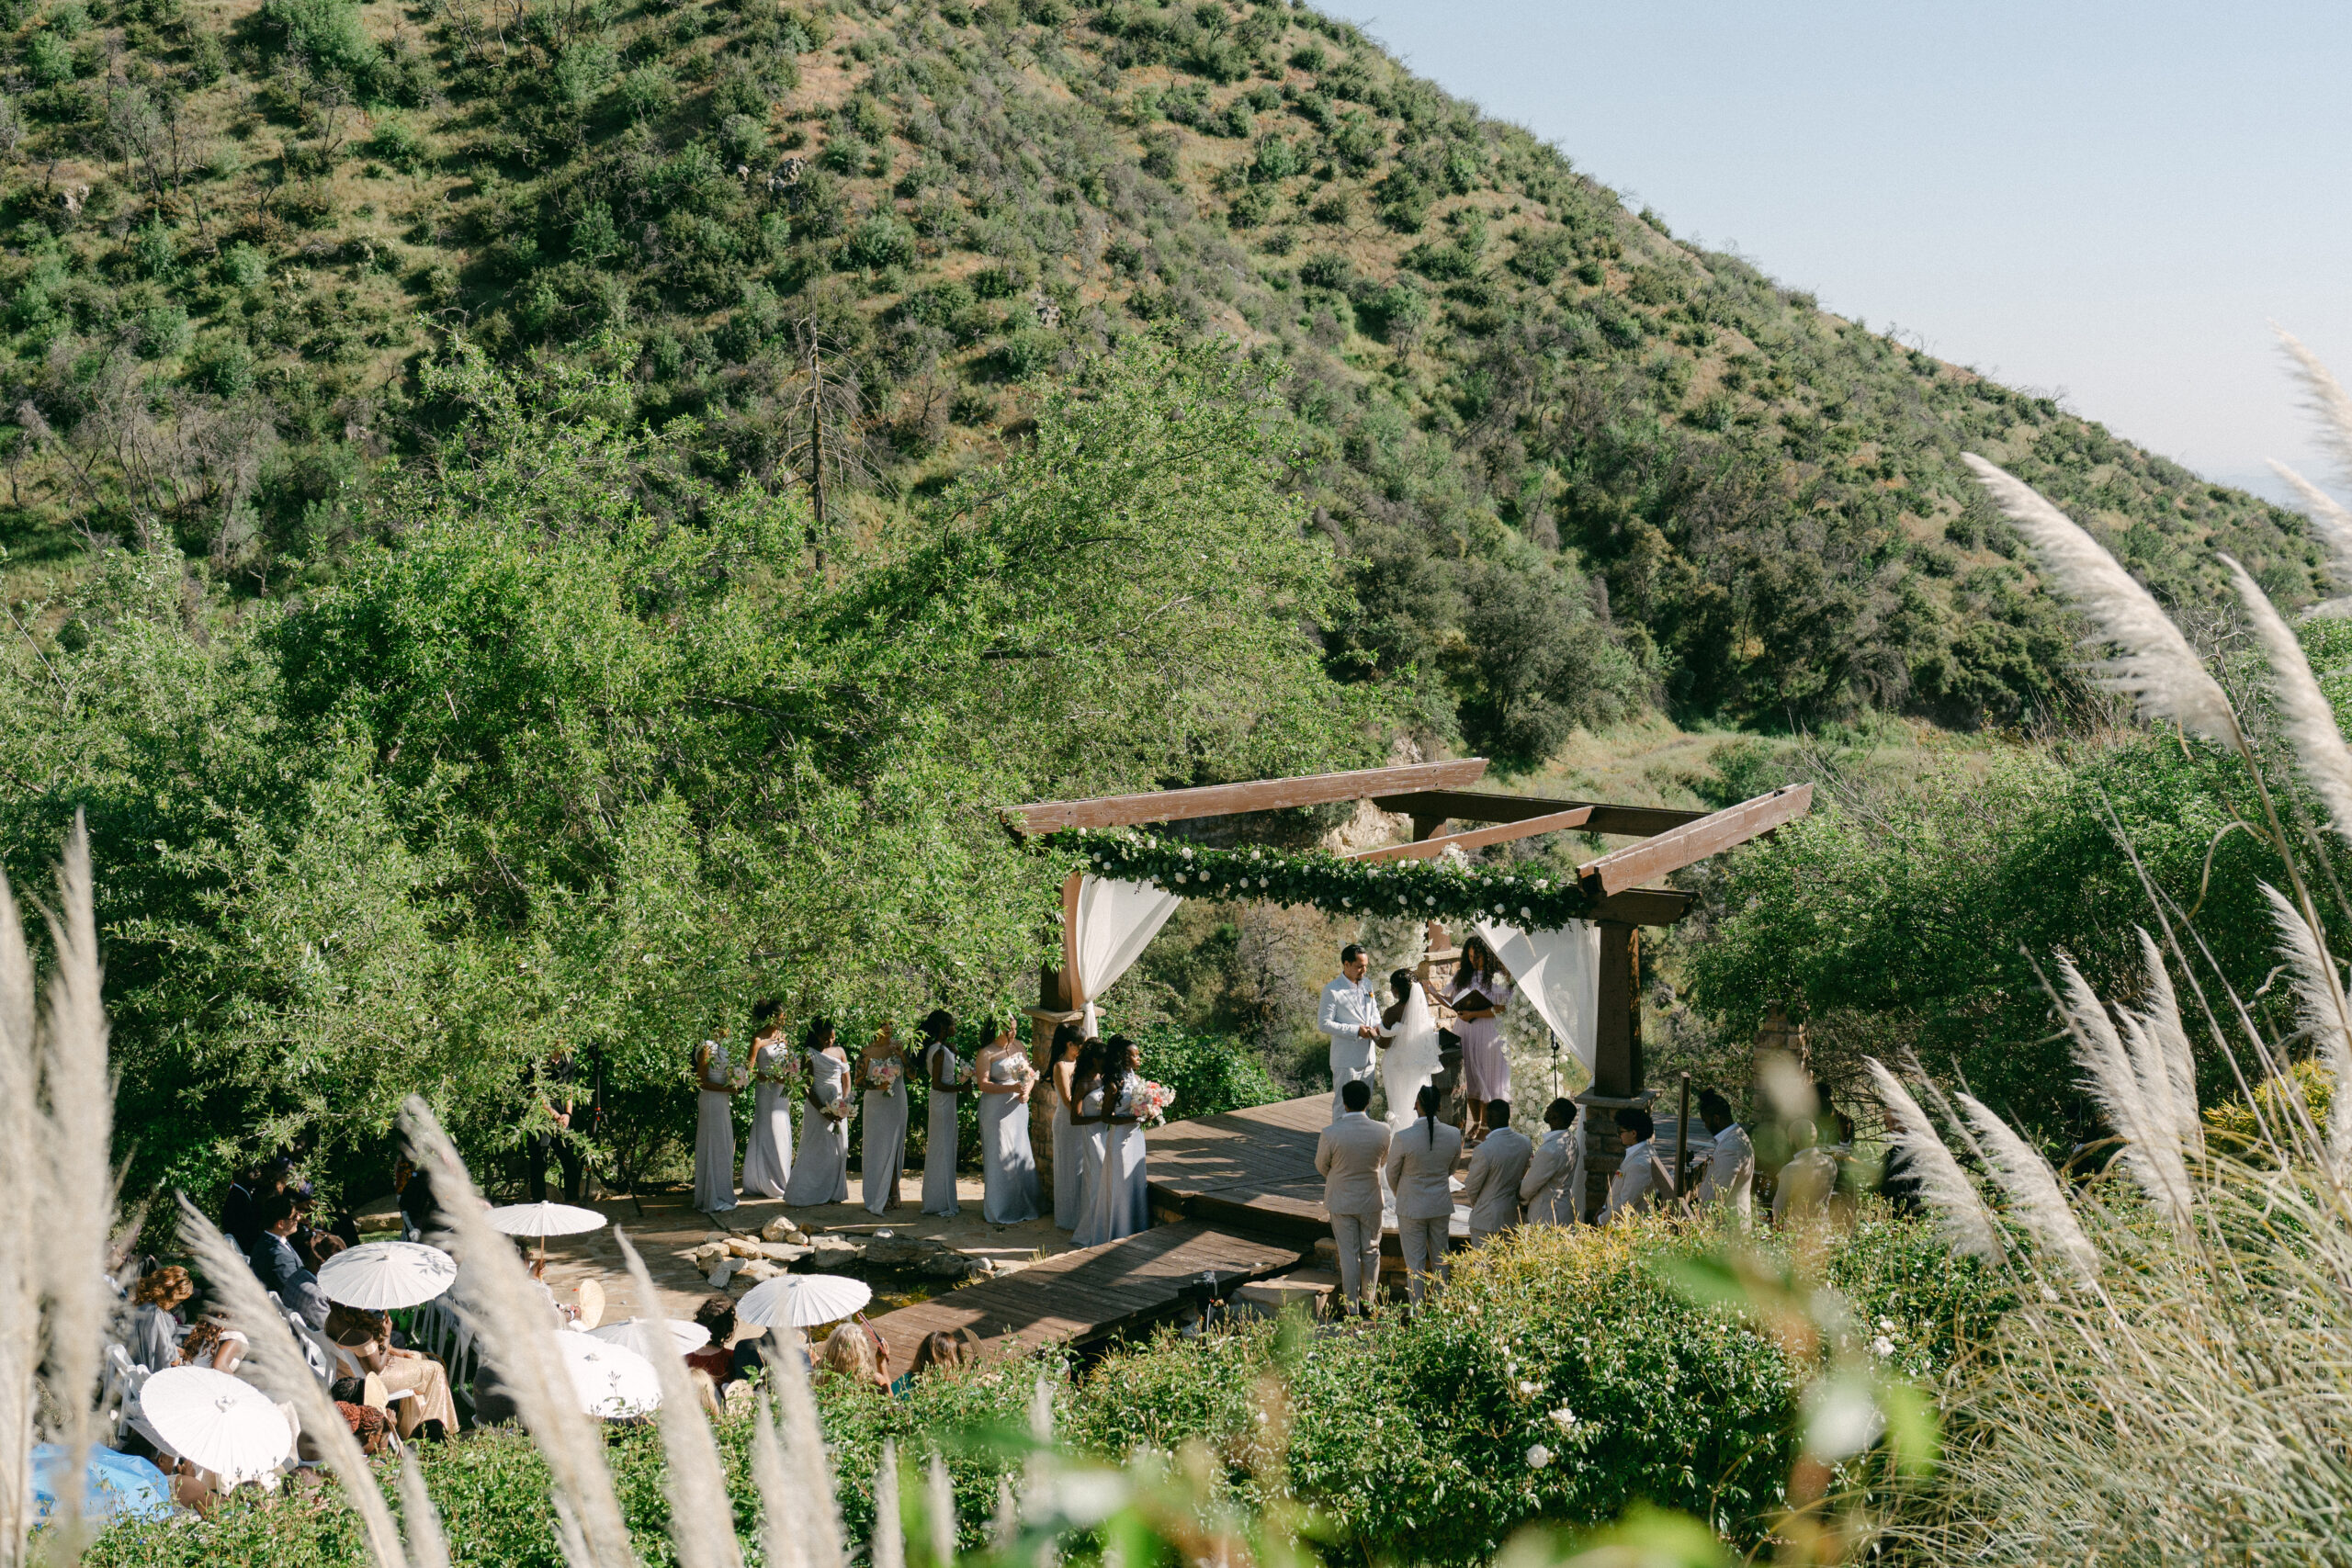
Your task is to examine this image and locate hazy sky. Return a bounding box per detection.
[1315,0,2352,505]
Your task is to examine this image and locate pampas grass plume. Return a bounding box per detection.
[1954,1091,2102,1284]
[1863,1058,2000,1259]
[0,867,40,1568]
[2133,928,2205,1159]
[925,1452,956,1568]
[1962,455,2238,745]
[2054,954,2193,1234]
[873,1440,905,1568]
[175,1198,418,1568]
[2276,326,2352,484]
[765,1318,847,1568]
[2267,460,2352,598]
[613,1231,742,1568]
[400,1097,638,1568]
[752,1396,808,1568]
[2259,884,2352,1163]
[39,817,117,1562]
[2222,554,2352,845]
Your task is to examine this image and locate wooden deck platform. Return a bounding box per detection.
[865,1219,1300,1378]
[864,1095,1467,1375]
[1147,1093,1471,1247]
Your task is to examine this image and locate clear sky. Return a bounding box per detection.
[1315,0,2352,505]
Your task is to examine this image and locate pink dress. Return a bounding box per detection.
[1448,970,1513,1101]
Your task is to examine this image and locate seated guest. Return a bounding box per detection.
[126,1266,194,1371]
[1601,1107,1673,1223]
[325,1304,458,1440]
[818,1322,889,1393]
[1520,1100,1581,1225]
[250,1193,333,1329]
[1459,1100,1532,1240]
[178,1309,249,1374]
[1693,1090,1755,1219]
[908,1330,975,1379]
[683,1295,764,1393]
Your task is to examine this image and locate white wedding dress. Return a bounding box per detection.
[1382,987,1443,1131]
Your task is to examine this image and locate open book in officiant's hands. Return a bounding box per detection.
[1450,986,1498,1015]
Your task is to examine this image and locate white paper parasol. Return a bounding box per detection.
[736,1273,872,1330]
[587,1317,710,1359]
[137,1368,295,1483]
[485,1201,607,1262]
[556,1333,661,1418]
[316,1241,458,1309]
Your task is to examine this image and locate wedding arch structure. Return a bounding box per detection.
[1002,758,1812,1215]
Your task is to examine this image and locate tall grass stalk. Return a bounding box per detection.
[398,1097,639,1568]
[174,1199,421,1568]
[1874,437,2352,1562]
[612,1231,742,1568]
[0,859,43,1568]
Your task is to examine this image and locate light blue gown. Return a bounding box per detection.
[979,1053,1042,1224]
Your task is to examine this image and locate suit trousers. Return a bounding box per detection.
[1329,1209,1384,1310]
[1397,1215,1450,1302]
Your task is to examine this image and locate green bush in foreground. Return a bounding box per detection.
[85,1215,1993,1566]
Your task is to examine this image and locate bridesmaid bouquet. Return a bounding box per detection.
[754,1051,801,1088]
[1125,1079,1175,1128]
[865,1057,901,1091]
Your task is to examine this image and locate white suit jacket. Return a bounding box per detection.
[1602,1138,1675,1224]
[1316,1111,1393,1218]
[1460,1125,1532,1235]
[1384,1116,1464,1222]
[1696,1123,1756,1216]
[1520,1126,1579,1224]
[1319,974,1380,1077]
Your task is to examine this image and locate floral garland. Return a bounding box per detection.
[1048,829,1592,929]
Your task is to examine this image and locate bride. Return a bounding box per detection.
[1379,969,1443,1133]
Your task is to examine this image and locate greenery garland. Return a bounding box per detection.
[1047,829,1593,929]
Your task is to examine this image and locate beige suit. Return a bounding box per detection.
[1384,1115,1464,1302]
[1520,1127,1579,1225]
[1460,1125,1532,1238]
[1316,1111,1393,1310]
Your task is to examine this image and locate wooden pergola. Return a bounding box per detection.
[1004,758,1812,1107]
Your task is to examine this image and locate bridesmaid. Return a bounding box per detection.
[1069,1039,1114,1247]
[785,1019,852,1206]
[918,1010,962,1218]
[740,999,795,1200]
[858,1020,910,1215]
[692,1025,741,1214]
[1098,1035,1151,1239]
[973,1018,1041,1224]
[1048,1025,1084,1230]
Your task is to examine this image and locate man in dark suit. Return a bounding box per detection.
[250,1192,332,1329]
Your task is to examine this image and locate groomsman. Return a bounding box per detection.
[1520,1098,1580,1224]
[1318,943,1381,1121]
[1601,1106,1673,1223]
[1693,1089,1755,1219]
[1315,1078,1393,1315]
[1460,1100,1532,1239]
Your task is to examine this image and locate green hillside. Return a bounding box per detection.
[0,0,2320,754]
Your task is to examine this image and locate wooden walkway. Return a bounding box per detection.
[866,1220,1299,1378]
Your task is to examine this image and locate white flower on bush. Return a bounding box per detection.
[1871,1336,1895,1359]
[1516,1380,1539,1398]
[1878,1317,1896,1333]
[1520,907,1532,919]
[1181,846,1193,859]
[1549,1406,1577,1432]
[1525,1444,1552,1469]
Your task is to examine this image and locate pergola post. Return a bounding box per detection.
[1573,921,1650,1222]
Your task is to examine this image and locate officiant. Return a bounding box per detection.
[1318,943,1381,1121]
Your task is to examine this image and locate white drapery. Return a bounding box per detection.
[1380,985,1443,1131]
[1070,874,1183,1037]
[1474,919,1601,1073]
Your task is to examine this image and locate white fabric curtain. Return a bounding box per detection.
[1072,874,1183,1036]
[1474,919,1601,1073]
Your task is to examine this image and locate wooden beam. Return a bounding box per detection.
[1592,922,1642,1098]
[1577,784,1814,900]
[1004,759,1488,836]
[1345,806,1593,863]
[1588,888,1694,926]
[1370,790,1708,840]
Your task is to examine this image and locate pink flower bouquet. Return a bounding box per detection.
[1125,1079,1175,1128]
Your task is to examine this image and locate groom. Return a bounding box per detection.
[1318,943,1381,1122]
